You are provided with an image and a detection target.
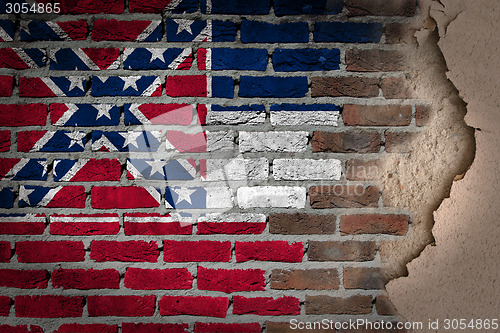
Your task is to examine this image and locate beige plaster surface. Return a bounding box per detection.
[387,0,500,330]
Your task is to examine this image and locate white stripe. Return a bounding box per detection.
[46,21,70,40]
[128,104,151,124]
[145,186,161,204]
[0,214,45,223]
[0,27,13,42]
[54,104,79,126]
[58,159,88,182]
[14,48,40,68]
[50,216,119,223]
[41,77,65,96]
[206,0,212,14]
[199,213,267,223]
[92,135,118,152]
[206,48,212,71]
[141,77,161,96]
[135,21,161,41]
[38,186,61,207]
[164,0,184,10]
[125,215,192,223]
[72,48,100,70]
[168,48,192,70]
[3,159,30,179]
[207,74,212,98]
[30,131,55,152]
[176,159,196,178]
[126,160,144,180]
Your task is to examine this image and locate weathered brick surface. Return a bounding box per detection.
[344,267,387,289]
[270,269,339,290]
[310,185,380,208]
[305,295,373,314]
[312,76,379,97]
[308,241,377,261]
[346,49,406,72]
[0,1,422,329]
[312,131,382,153]
[269,213,336,234]
[340,214,410,235]
[343,105,412,126]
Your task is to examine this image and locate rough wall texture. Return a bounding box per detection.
[0,0,483,332]
[388,0,500,331]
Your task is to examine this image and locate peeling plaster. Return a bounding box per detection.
[387,0,500,329]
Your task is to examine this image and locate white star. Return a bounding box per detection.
[53,160,59,178]
[19,186,35,205]
[65,131,86,149]
[149,49,165,63]
[37,160,48,177]
[145,160,165,177]
[122,76,140,91]
[98,76,108,84]
[119,131,143,149]
[67,76,85,91]
[174,19,193,35]
[172,187,196,205]
[94,104,113,120]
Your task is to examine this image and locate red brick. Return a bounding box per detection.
[52,158,121,181]
[59,0,124,14]
[308,241,377,261]
[92,19,157,41]
[197,221,266,235]
[50,213,119,236]
[235,241,303,263]
[0,76,13,96]
[344,267,387,289]
[0,213,45,235]
[0,49,43,69]
[52,269,119,290]
[164,240,231,262]
[16,241,84,263]
[270,269,339,290]
[15,295,84,318]
[124,213,192,236]
[346,49,406,72]
[310,185,379,208]
[381,77,414,99]
[0,131,10,152]
[0,241,10,262]
[305,295,373,314]
[159,296,228,318]
[346,0,416,16]
[385,132,418,153]
[343,105,412,126]
[195,323,261,333]
[56,20,88,40]
[90,240,159,262]
[91,186,160,209]
[0,104,47,127]
[166,75,207,97]
[55,324,118,333]
[312,131,381,153]
[0,325,44,333]
[197,266,265,293]
[346,159,381,181]
[122,323,188,333]
[233,296,300,316]
[87,295,155,317]
[124,268,192,290]
[376,295,399,315]
[269,213,336,234]
[312,77,379,97]
[0,296,10,316]
[0,269,48,289]
[340,214,409,235]
[416,105,431,126]
[385,23,417,44]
